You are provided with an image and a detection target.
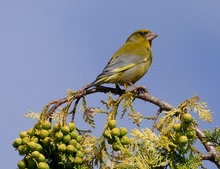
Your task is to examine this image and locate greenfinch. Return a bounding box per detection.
[87,29,157,88]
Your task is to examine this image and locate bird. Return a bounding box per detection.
[87,29,157,89]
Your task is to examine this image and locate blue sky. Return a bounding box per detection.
[1,1,220,168]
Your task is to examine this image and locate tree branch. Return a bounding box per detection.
[44,85,219,168]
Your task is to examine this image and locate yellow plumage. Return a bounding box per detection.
[88,29,157,88]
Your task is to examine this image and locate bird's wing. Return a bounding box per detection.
[100,43,150,75]
[102,55,139,74]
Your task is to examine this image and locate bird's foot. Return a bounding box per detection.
[133,85,149,95]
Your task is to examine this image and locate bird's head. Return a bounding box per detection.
[126,29,158,47]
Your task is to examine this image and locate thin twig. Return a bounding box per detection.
[152,108,163,132]
[71,98,81,122]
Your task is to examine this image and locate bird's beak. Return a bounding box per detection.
[146,32,158,41]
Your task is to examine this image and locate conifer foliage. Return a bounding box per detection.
[13,86,220,169]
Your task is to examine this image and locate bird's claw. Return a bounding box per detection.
[134,86,149,94]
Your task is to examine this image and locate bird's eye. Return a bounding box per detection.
[139,32,148,36]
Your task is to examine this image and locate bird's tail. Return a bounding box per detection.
[85,81,96,90]
[84,71,111,90]
[84,76,106,90]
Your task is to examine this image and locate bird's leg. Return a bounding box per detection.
[115,84,122,92]
[128,82,134,86]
